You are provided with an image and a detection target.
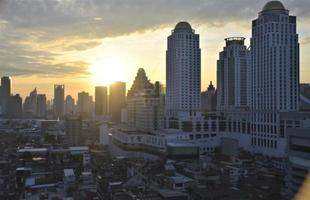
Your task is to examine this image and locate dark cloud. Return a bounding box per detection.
[0,0,309,77]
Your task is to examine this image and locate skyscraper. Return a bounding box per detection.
[109,81,126,122]
[95,86,108,115]
[65,95,75,115]
[166,21,201,118]
[251,1,299,112]
[23,88,37,116]
[65,116,82,145]
[1,76,11,114]
[217,37,250,112]
[54,84,65,118]
[250,1,299,155]
[126,68,164,131]
[77,91,93,114]
[36,94,47,117]
[7,94,22,118]
[201,81,217,113]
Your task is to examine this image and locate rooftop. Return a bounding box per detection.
[64,169,75,177]
[262,1,285,11]
[174,21,193,32]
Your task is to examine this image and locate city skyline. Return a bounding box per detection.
[0,0,309,99]
[0,1,310,199]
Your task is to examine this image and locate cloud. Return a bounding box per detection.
[301,37,310,45]
[0,0,309,78]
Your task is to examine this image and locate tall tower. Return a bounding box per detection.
[109,81,126,122]
[217,37,250,112]
[54,84,65,118]
[77,91,92,113]
[1,76,11,114]
[250,1,299,155]
[36,94,47,117]
[166,22,201,118]
[95,86,108,115]
[251,0,299,112]
[65,95,75,115]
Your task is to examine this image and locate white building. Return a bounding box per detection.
[99,123,109,145]
[217,37,250,112]
[287,127,310,199]
[249,1,300,156]
[166,21,201,119]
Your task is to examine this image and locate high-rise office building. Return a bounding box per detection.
[65,95,75,115]
[77,91,92,114]
[217,37,249,112]
[95,86,108,115]
[201,81,217,113]
[36,94,47,117]
[65,116,82,145]
[7,94,22,118]
[23,88,37,116]
[109,81,126,122]
[251,1,299,112]
[250,1,299,155]
[126,68,164,131]
[166,21,201,118]
[54,84,65,118]
[1,76,11,114]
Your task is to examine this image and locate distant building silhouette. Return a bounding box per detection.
[36,94,47,117]
[1,76,11,115]
[201,81,216,113]
[23,88,37,116]
[7,94,22,118]
[54,84,64,118]
[166,21,201,119]
[77,91,93,114]
[95,86,108,116]
[109,81,126,122]
[65,95,75,115]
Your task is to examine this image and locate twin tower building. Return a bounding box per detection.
[165,1,300,157]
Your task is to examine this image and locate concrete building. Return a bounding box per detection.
[99,123,109,145]
[300,83,310,111]
[109,81,126,122]
[77,91,93,114]
[65,95,75,115]
[201,81,217,113]
[36,94,47,117]
[54,85,65,118]
[287,127,310,199]
[7,94,22,118]
[166,21,201,119]
[23,88,37,116]
[65,116,82,145]
[250,1,299,156]
[1,76,11,114]
[217,37,250,112]
[95,86,108,116]
[126,68,164,132]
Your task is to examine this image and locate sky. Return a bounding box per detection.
[0,0,309,100]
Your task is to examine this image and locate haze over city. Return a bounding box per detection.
[0,0,310,99]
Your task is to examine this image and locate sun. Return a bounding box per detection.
[90,52,126,86]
